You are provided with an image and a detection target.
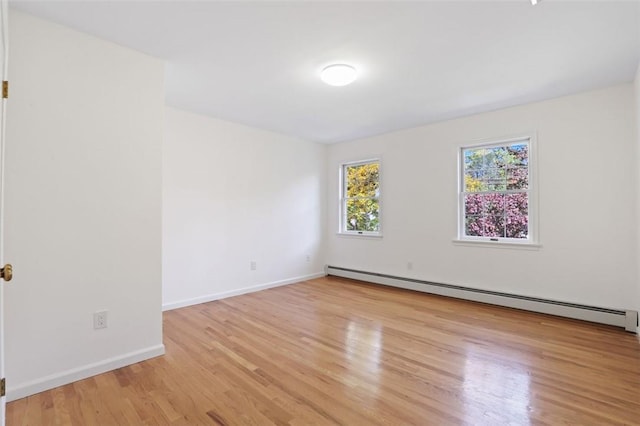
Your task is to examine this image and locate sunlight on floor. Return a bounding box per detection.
[463,351,532,425]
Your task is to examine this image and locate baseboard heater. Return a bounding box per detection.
[326,266,638,333]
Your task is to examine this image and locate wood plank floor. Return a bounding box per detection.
[7,276,640,425]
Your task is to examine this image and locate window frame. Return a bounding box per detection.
[339,158,382,237]
[457,134,538,246]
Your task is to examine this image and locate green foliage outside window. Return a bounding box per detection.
[344,162,380,232]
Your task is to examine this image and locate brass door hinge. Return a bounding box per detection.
[0,378,5,397]
[2,81,7,99]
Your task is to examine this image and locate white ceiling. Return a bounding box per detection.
[10,1,640,143]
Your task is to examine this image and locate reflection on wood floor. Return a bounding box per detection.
[7,276,640,425]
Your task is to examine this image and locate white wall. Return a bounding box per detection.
[163,107,326,310]
[4,10,164,400]
[327,84,637,311]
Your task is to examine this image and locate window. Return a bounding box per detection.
[340,159,381,235]
[459,138,533,243]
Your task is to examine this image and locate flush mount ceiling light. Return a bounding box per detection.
[321,64,357,86]
[531,0,540,4]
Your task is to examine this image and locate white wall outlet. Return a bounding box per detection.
[407,261,413,270]
[93,311,108,329]
[306,254,311,262]
[250,261,257,271]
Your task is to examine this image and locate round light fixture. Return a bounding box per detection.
[321,64,357,86]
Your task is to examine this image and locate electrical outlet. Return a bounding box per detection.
[306,254,311,262]
[407,261,413,270]
[250,261,257,271]
[94,311,108,329]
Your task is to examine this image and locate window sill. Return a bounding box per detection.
[452,239,541,250]
[336,232,383,239]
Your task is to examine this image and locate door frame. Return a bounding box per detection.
[0,0,9,422]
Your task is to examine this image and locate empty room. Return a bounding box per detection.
[0,0,639,424]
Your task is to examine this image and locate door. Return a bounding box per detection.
[0,0,8,423]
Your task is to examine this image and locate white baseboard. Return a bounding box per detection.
[7,344,165,402]
[327,266,638,332]
[162,272,327,311]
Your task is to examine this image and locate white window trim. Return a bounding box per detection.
[338,158,382,237]
[455,133,539,247]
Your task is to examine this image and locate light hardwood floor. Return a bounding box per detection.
[7,276,640,425]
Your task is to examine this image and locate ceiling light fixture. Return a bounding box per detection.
[321,64,357,86]
[531,0,539,5]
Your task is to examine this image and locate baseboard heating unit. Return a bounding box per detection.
[326,266,638,333]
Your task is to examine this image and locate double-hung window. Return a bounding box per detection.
[340,159,381,235]
[459,138,533,243]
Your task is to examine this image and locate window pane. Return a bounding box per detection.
[483,194,506,237]
[483,193,505,217]
[465,173,485,192]
[507,167,528,190]
[485,147,507,169]
[346,163,379,198]
[507,143,528,166]
[484,168,506,191]
[505,193,528,239]
[464,148,485,171]
[484,215,506,237]
[464,194,483,216]
[346,198,379,232]
[465,216,483,236]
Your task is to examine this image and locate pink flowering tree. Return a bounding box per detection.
[463,143,528,239]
